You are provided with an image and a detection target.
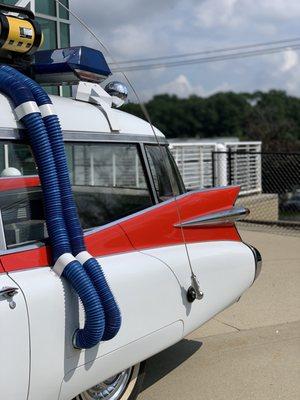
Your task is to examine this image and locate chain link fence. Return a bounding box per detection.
[212,151,300,235]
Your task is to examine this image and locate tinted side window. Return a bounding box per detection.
[66,143,153,229]
[0,142,36,176]
[0,143,44,249]
[0,186,46,249]
[145,145,185,202]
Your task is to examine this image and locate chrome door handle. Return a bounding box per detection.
[0,287,19,298]
[0,287,19,309]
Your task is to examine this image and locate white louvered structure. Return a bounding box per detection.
[169,141,262,195]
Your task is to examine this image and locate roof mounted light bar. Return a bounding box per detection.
[32,46,112,86]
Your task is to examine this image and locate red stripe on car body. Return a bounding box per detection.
[0,258,5,273]
[0,187,241,272]
[0,176,40,191]
[119,186,240,250]
[0,225,133,272]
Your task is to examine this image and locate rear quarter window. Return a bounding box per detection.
[145,145,185,202]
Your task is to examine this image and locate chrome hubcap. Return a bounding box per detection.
[81,367,133,400]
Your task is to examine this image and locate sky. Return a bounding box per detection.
[70,0,300,101]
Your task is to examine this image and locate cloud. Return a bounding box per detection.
[159,74,199,97]
[195,0,240,28]
[70,0,300,99]
[195,0,300,28]
[280,49,299,72]
[140,74,232,100]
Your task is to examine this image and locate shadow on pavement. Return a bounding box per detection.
[141,339,202,392]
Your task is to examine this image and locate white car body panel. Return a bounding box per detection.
[9,251,184,400]
[143,241,255,336]
[60,321,183,400]
[185,241,254,334]
[0,273,30,400]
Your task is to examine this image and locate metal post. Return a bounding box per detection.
[228,147,232,186]
[216,143,228,187]
[199,146,203,188]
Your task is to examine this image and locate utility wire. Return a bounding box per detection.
[110,37,300,65]
[112,43,300,72]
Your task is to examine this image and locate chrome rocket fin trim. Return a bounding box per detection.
[175,206,250,228]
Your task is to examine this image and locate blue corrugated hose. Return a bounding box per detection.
[0,66,105,349]
[3,65,122,341]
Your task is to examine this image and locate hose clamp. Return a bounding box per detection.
[53,253,77,276]
[40,103,56,118]
[14,101,40,120]
[76,251,93,265]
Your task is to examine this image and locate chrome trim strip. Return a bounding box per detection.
[175,206,250,228]
[64,132,167,144]
[0,174,39,182]
[0,210,7,251]
[175,185,240,199]
[0,241,46,256]
[0,128,167,144]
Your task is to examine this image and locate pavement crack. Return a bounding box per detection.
[213,317,241,332]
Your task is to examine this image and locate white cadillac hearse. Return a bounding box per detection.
[0,4,261,400]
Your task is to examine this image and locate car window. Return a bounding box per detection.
[65,143,153,229]
[145,145,185,202]
[0,142,37,176]
[0,141,154,249]
[0,186,46,249]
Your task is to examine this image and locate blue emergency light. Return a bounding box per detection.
[32,46,111,85]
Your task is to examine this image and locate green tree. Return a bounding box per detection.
[122,90,300,151]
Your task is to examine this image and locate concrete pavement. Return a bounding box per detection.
[139,230,300,400]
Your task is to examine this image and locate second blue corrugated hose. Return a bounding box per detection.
[2,65,121,341]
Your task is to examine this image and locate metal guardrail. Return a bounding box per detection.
[170,141,262,195]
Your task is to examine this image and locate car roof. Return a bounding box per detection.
[0,93,165,139]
